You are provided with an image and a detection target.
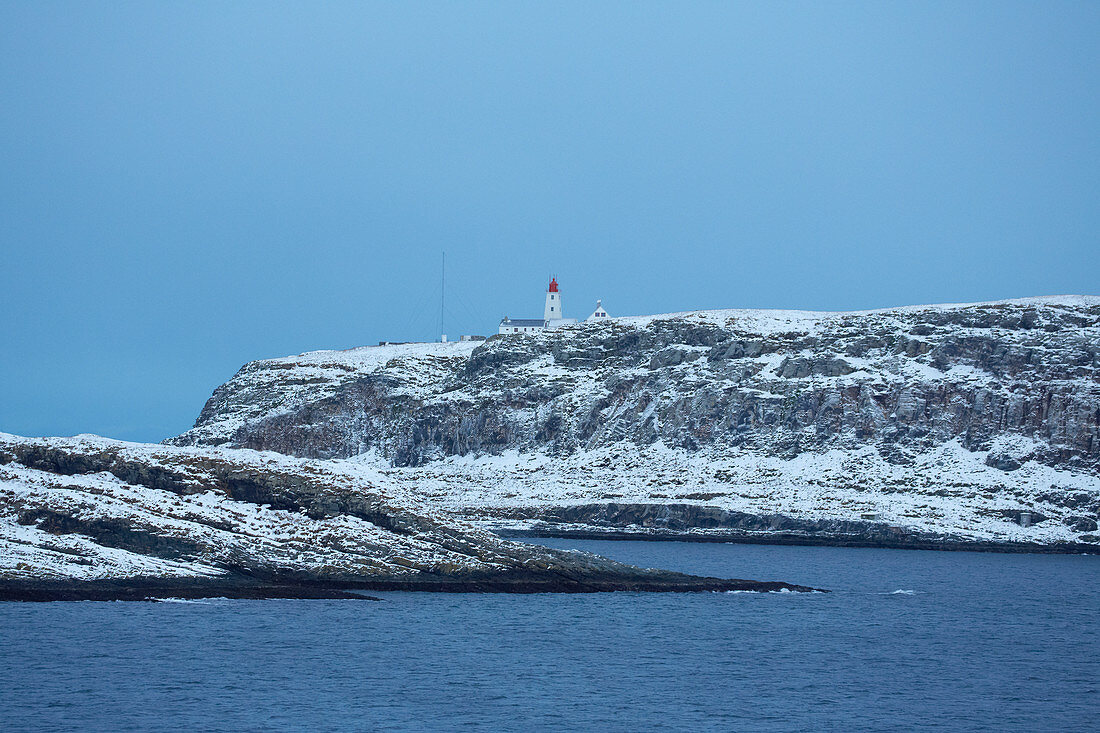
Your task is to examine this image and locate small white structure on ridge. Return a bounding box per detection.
[587,299,610,322]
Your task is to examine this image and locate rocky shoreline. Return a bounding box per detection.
[499,527,1098,554]
[0,434,818,600]
[0,578,374,602]
[0,569,820,603]
[474,501,1100,554]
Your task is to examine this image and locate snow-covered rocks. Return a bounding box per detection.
[167,296,1100,550]
[0,433,814,597]
[374,440,1100,549]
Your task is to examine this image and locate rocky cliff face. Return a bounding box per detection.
[172,297,1100,469]
[167,296,1100,549]
[0,434,812,598]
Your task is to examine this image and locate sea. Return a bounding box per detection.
[1,540,1097,732]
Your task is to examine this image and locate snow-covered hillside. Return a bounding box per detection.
[1,433,810,597]
[168,296,1100,550]
[372,439,1099,548]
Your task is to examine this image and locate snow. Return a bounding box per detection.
[273,340,480,369]
[0,433,532,581]
[356,439,1100,545]
[155,294,1100,552]
[603,295,1100,336]
[171,294,1100,452]
[172,340,483,443]
[0,515,223,580]
[3,421,1096,583]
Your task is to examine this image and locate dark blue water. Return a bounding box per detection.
[2,541,1097,732]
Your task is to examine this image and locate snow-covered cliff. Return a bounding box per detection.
[168,296,1100,550]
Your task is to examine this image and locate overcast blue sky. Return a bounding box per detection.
[2,2,1098,442]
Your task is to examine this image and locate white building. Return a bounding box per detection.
[587,299,610,321]
[497,317,546,335]
[498,277,583,335]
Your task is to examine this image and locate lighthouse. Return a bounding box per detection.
[498,276,579,334]
[543,277,578,329]
[544,277,561,321]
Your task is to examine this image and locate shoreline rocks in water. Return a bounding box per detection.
[498,527,1099,555]
[481,502,1100,554]
[0,433,819,600]
[0,572,820,602]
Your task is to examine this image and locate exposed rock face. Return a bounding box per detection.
[166,297,1100,549]
[0,434,814,599]
[172,297,1100,469]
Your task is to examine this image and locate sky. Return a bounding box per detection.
[1,2,1098,443]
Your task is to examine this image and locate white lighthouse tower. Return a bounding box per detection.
[544,277,561,321]
[543,277,577,330]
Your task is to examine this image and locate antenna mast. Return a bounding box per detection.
[440,250,445,342]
